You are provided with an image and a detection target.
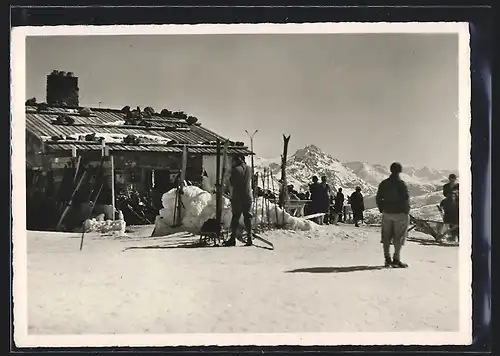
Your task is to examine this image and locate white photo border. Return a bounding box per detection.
[11,22,472,347]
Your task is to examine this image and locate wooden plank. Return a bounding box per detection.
[55,170,88,231]
[174,145,188,226]
[110,155,115,221]
[50,122,191,132]
[269,171,280,224]
[303,212,326,220]
[221,140,230,191]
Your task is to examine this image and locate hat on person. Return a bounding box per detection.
[449,173,457,180]
[234,154,245,163]
[390,162,403,174]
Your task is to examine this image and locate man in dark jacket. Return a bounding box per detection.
[350,187,365,227]
[440,192,459,242]
[320,176,332,224]
[308,176,322,224]
[225,155,253,247]
[376,162,411,268]
[443,174,459,198]
[333,187,345,224]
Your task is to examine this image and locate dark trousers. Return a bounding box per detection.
[353,210,364,225]
[230,200,252,241]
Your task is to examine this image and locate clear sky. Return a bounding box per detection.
[26,33,459,170]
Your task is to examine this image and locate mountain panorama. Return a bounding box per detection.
[253,144,457,199]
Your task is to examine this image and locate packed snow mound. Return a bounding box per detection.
[152,186,318,237]
[83,218,126,234]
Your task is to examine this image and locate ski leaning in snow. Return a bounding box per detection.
[252,233,274,249]
[235,233,274,250]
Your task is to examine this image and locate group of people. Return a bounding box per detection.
[222,155,459,270]
[306,175,366,227]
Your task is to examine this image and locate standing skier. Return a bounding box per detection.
[376,162,411,268]
[350,187,365,227]
[225,155,253,247]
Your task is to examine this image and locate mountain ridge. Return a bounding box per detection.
[254,145,457,197]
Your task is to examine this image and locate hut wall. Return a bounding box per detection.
[26,132,44,169]
[202,154,233,188]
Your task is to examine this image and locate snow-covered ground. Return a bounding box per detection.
[27,224,459,334]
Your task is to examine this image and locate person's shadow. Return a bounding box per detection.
[285,265,385,274]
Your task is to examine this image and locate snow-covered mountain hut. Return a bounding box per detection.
[24,70,253,230]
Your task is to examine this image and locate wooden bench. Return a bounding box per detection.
[284,199,311,217]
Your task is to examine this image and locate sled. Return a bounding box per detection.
[285,199,310,217]
[408,213,459,242]
[199,227,229,247]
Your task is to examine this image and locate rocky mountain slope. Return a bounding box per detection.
[344,161,456,197]
[254,145,456,197]
[254,145,377,195]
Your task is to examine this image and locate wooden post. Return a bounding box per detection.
[254,171,259,224]
[219,141,229,237]
[221,140,229,191]
[180,145,188,184]
[261,169,266,227]
[56,170,88,231]
[266,169,271,226]
[270,171,279,226]
[215,140,222,233]
[110,155,115,221]
[174,145,188,226]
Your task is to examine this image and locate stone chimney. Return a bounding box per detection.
[46,70,79,107]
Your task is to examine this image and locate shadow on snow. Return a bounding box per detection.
[407,237,459,247]
[285,265,386,274]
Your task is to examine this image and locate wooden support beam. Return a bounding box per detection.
[110,155,115,221]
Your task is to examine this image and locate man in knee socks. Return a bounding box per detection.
[376,162,411,268]
[225,155,253,247]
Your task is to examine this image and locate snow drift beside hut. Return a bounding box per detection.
[152,186,317,237]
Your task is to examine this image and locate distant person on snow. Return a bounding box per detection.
[225,155,253,247]
[443,174,459,198]
[439,191,459,242]
[376,162,411,268]
[333,188,345,224]
[320,176,332,224]
[308,176,322,224]
[350,187,365,227]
